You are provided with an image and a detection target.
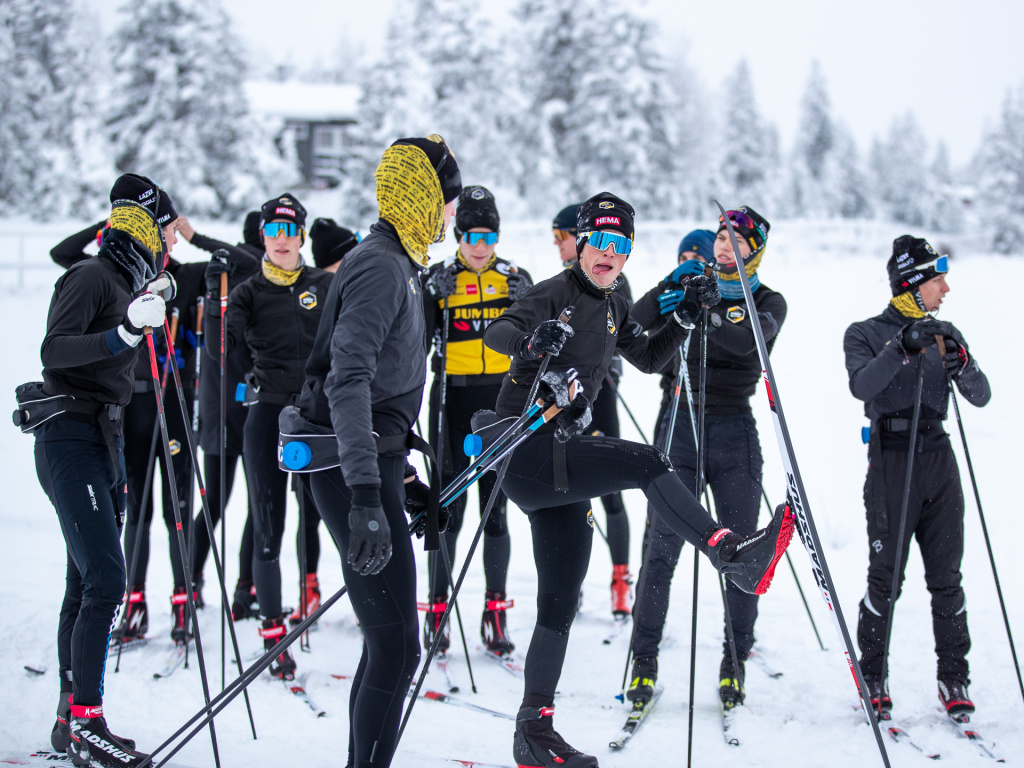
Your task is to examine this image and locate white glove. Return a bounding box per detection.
[118,293,167,347]
[145,272,176,301]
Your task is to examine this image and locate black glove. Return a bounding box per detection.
[404,475,451,537]
[537,369,581,409]
[347,488,392,575]
[205,250,234,295]
[671,282,702,329]
[553,394,592,443]
[521,319,574,359]
[941,336,970,378]
[691,274,721,307]
[900,317,944,353]
[426,265,458,300]
[506,271,531,302]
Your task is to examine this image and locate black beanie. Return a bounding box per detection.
[110,173,178,227]
[576,192,635,256]
[552,203,582,232]
[454,186,500,241]
[260,193,307,230]
[243,211,261,248]
[310,218,359,269]
[391,135,462,203]
[717,206,770,251]
[887,235,946,296]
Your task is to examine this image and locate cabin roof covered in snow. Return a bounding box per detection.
[244,80,360,123]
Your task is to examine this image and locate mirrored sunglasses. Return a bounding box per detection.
[585,230,632,256]
[553,228,576,242]
[463,231,498,246]
[263,222,300,238]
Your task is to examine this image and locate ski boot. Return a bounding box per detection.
[481,591,515,655]
[170,587,193,644]
[56,694,136,753]
[287,573,321,627]
[67,704,147,768]
[112,587,148,643]
[192,575,205,609]
[719,655,746,710]
[231,579,259,621]
[422,597,450,654]
[939,678,975,719]
[260,616,296,680]
[513,704,598,768]
[862,675,892,718]
[626,656,658,704]
[707,503,795,595]
[610,564,633,618]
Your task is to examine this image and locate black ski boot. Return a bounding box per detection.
[112,587,148,642]
[423,597,450,654]
[51,690,72,752]
[260,616,296,680]
[67,705,147,767]
[707,503,795,595]
[513,705,598,768]
[939,678,975,719]
[626,656,658,704]
[170,587,192,644]
[231,579,259,621]
[719,655,746,710]
[863,675,892,718]
[481,591,515,655]
[192,576,205,609]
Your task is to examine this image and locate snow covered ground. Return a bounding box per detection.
[0,214,1020,767]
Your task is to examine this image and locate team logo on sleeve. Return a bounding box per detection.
[408,277,417,295]
[727,306,745,324]
[299,291,317,309]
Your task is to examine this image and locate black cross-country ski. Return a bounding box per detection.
[326,674,514,721]
[721,702,743,747]
[23,665,46,676]
[747,649,782,679]
[284,673,325,717]
[153,642,188,679]
[945,712,1004,762]
[476,645,523,678]
[434,653,460,692]
[0,750,198,768]
[108,637,149,655]
[609,687,663,750]
[883,718,939,760]
[602,616,630,645]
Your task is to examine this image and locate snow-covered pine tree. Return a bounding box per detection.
[872,112,931,227]
[0,0,112,218]
[789,61,836,218]
[717,60,779,214]
[926,142,963,234]
[973,85,1024,254]
[827,123,873,220]
[106,0,298,217]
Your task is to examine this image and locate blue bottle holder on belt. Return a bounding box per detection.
[861,426,871,444]
[464,433,483,457]
[235,383,247,403]
[281,441,313,471]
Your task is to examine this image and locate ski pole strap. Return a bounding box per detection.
[552,438,569,492]
[878,417,943,432]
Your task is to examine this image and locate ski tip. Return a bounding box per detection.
[23,665,47,676]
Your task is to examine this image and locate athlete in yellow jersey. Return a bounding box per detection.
[420,186,532,658]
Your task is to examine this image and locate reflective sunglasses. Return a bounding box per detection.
[584,230,632,256]
[914,255,948,274]
[719,210,767,242]
[553,228,576,242]
[463,231,498,246]
[263,222,300,238]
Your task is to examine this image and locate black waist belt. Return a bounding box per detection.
[255,392,299,406]
[447,373,507,388]
[879,418,944,433]
[133,380,154,394]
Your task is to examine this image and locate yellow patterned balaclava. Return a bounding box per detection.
[375,135,450,268]
[262,256,304,287]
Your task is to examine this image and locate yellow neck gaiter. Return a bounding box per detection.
[262,256,303,286]
[890,290,927,319]
[716,246,764,284]
[375,143,446,268]
[456,249,496,274]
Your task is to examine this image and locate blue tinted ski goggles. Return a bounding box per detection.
[263,222,301,238]
[914,255,948,274]
[583,230,633,256]
[462,231,498,246]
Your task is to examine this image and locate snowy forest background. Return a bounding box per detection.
[3,0,1024,252]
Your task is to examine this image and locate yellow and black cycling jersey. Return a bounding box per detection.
[422,252,533,378]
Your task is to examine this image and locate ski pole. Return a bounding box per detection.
[218,271,228,690]
[609,374,649,444]
[949,384,1024,707]
[397,308,574,745]
[879,354,926,716]
[296,473,309,652]
[114,309,179,672]
[144,326,222,768]
[438,535,478,693]
[161,323,257,739]
[717,200,891,767]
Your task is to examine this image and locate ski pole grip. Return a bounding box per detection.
[220,272,228,298]
[558,306,574,325]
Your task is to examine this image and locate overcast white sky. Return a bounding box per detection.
[85,0,1024,168]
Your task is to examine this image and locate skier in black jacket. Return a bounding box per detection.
[299,135,461,768]
[206,194,332,679]
[844,235,990,718]
[483,192,796,768]
[627,212,787,713]
[177,213,263,619]
[33,174,173,767]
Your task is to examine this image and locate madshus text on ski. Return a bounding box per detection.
[14,128,1015,768]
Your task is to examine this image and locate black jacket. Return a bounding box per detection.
[484,263,687,418]
[50,220,105,270]
[207,264,333,398]
[632,280,787,413]
[844,305,990,425]
[41,252,140,405]
[300,221,427,489]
